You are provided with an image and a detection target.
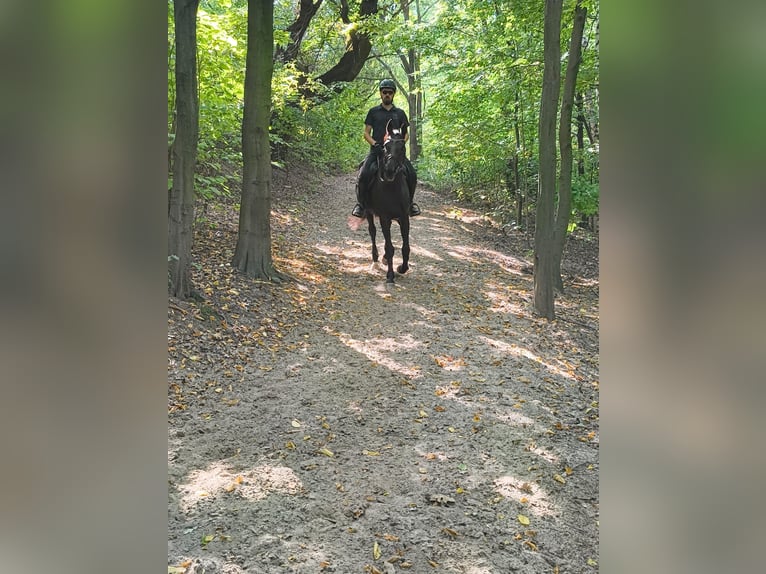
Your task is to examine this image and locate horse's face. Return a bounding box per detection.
[380,129,406,182]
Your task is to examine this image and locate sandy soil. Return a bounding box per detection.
[168,169,599,574]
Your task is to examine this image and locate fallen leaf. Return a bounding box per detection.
[168,568,186,574]
[565,467,573,475]
[553,474,566,484]
[383,533,400,541]
[518,514,530,525]
[434,405,446,412]
[200,534,215,546]
[587,558,598,566]
[363,450,381,456]
[520,497,529,504]
[285,441,296,450]
[373,541,382,560]
[317,447,334,457]
[441,527,459,539]
[448,427,457,433]
[291,420,301,428]
[428,560,439,567]
[524,540,538,551]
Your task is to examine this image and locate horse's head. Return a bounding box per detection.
[379,120,406,182]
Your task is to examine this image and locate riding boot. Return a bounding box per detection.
[406,165,421,216]
[352,178,367,218]
[352,182,365,218]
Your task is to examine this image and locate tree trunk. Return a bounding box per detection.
[575,92,586,176]
[232,0,285,281]
[553,2,587,291]
[168,0,200,299]
[513,97,523,226]
[399,0,422,162]
[533,0,562,320]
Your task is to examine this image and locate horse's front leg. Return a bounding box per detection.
[380,217,396,283]
[367,214,378,263]
[397,215,410,275]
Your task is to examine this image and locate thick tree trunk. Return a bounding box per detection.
[553,2,587,291]
[232,0,284,281]
[168,0,200,299]
[533,0,562,320]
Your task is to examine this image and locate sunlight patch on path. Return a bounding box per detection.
[178,462,304,512]
[411,244,445,261]
[331,329,423,379]
[445,245,527,275]
[494,475,557,517]
[479,336,578,381]
[484,284,527,315]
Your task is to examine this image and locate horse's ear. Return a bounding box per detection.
[385,119,393,134]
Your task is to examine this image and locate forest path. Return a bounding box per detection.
[168,170,599,574]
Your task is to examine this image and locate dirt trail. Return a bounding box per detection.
[168,171,599,574]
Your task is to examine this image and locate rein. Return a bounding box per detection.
[377,135,405,182]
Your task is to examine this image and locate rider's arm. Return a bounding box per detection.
[364,124,375,146]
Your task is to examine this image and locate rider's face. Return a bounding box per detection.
[380,90,394,103]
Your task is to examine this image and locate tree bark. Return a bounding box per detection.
[553,2,587,291]
[168,0,200,299]
[232,0,285,281]
[533,0,562,320]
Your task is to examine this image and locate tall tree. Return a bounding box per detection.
[398,0,423,162]
[533,0,562,319]
[553,1,587,290]
[168,0,201,299]
[232,0,285,281]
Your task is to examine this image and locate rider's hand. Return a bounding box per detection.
[372,142,382,155]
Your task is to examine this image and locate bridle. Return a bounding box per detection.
[378,123,406,182]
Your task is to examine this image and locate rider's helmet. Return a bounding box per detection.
[379,79,396,92]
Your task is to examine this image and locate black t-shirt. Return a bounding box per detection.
[364,104,409,145]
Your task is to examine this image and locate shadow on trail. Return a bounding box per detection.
[168,175,599,573]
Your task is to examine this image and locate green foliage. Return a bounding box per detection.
[572,176,599,217]
[166,0,599,225]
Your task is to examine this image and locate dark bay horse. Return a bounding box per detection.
[364,122,412,283]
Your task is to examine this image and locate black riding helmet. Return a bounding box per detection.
[379,79,396,92]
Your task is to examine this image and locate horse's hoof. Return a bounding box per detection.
[396,264,409,275]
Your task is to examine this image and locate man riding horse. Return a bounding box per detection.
[352,79,421,218]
